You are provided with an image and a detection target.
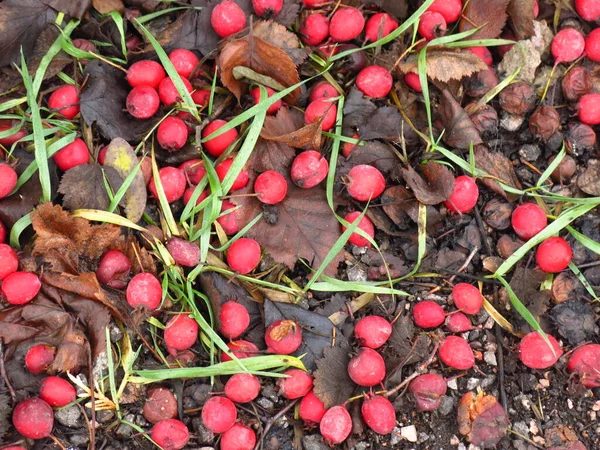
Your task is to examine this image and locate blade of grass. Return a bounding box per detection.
[567,225,600,255]
[537,145,565,188]
[72,209,147,232]
[150,147,180,236]
[137,6,202,24]
[108,11,128,59]
[9,214,32,249]
[568,262,598,300]
[108,158,144,213]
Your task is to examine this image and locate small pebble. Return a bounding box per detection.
[257,397,275,410]
[466,378,480,390]
[500,113,525,132]
[447,378,458,390]
[484,351,498,366]
[54,405,82,428]
[518,144,541,161]
[390,427,403,446]
[401,425,418,443]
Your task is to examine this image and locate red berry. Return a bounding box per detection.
[408,373,447,411]
[536,236,572,273]
[445,312,472,333]
[1,271,40,305]
[166,237,200,267]
[467,46,493,66]
[227,238,261,274]
[511,203,547,240]
[225,373,261,403]
[126,60,166,89]
[320,406,352,444]
[164,314,198,355]
[575,0,600,21]
[342,211,375,248]
[254,170,287,204]
[12,398,54,439]
[445,175,479,214]
[300,14,330,46]
[202,119,239,157]
[299,390,327,425]
[346,164,385,201]
[211,1,247,38]
[533,0,539,17]
[427,0,462,23]
[0,120,27,146]
[452,283,483,315]
[168,49,199,79]
[98,145,108,165]
[265,319,302,354]
[342,132,360,158]
[347,347,386,386]
[40,376,76,407]
[217,200,242,235]
[0,164,17,199]
[303,0,325,7]
[304,99,337,131]
[0,220,4,243]
[149,166,187,203]
[250,86,282,115]
[252,0,283,17]
[277,369,313,399]
[356,65,393,98]
[0,243,18,281]
[221,339,259,362]
[413,300,445,328]
[184,187,208,207]
[127,85,160,119]
[72,38,95,54]
[221,423,256,450]
[329,7,365,42]
[157,117,188,151]
[439,336,475,370]
[361,395,396,435]
[96,249,131,289]
[418,11,447,41]
[585,28,600,62]
[179,159,206,184]
[201,396,237,433]
[25,344,56,375]
[143,387,178,423]
[551,28,585,63]
[48,85,80,120]
[151,419,190,450]
[405,72,422,92]
[192,89,211,107]
[567,344,600,388]
[354,315,392,349]
[578,93,600,125]
[519,331,563,369]
[498,29,516,57]
[365,13,398,42]
[158,77,193,106]
[291,150,328,189]
[310,82,337,102]
[219,300,250,339]
[53,138,89,171]
[216,157,249,191]
[126,272,162,310]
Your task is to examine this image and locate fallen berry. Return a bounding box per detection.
[0,243,18,281]
[157,117,188,151]
[291,150,328,189]
[439,336,475,370]
[300,14,330,46]
[519,331,563,369]
[126,272,162,310]
[552,28,585,63]
[467,46,493,66]
[40,376,76,407]
[329,7,365,42]
[126,60,166,88]
[216,157,249,191]
[529,105,560,140]
[365,13,398,42]
[202,119,239,156]
[499,81,536,115]
[158,77,193,106]
[347,347,386,386]
[255,170,288,204]
[0,164,16,200]
[303,0,325,7]
[179,159,206,184]
[309,81,337,102]
[575,0,600,21]
[277,369,313,399]
[445,312,472,333]
[356,65,393,98]
[192,89,211,107]
[225,373,261,403]
[361,395,396,434]
[201,396,237,433]
[409,373,447,411]
[151,419,189,450]
[585,28,600,62]
[304,99,337,131]
[341,132,360,158]
[164,314,198,355]
[265,319,302,354]
[221,423,256,450]
[452,283,483,315]
[299,390,327,426]
[354,315,392,349]
[511,203,547,240]
[166,237,200,267]
[0,120,27,146]
[250,86,282,114]
[97,146,108,165]
[12,398,54,439]
[227,238,261,274]
[219,300,251,339]
[1,271,41,305]
[96,249,131,289]
[418,11,447,41]
[427,0,462,23]
[221,339,259,362]
[578,93,600,125]
[536,236,572,273]
[217,200,242,235]
[445,175,479,214]
[320,406,352,444]
[0,220,5,243]
[127,85,160,119]
[342,211,375,248]
[143,386,178,423]
[567,344,600,388]
[252,0,283,17]
[184,187,209,207]
[346,164,385,201]
[413,300,445,328]
[48,85,80,119]
[211,1,247,38]
[149,166,187,203]
[168,49,199,79]
[405,72,422,92]
[53,138,89,171]
[25,344,56,375]
[533,0,539,17]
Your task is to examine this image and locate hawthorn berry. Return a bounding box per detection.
[202,396,237,433]
[585,29,600,62]
[127,85,160,119]
[48,85,80,120]
[225,373,261,403]
[519,331,563,369]
[157,117,188,151]
[329,7,365,42]
[1,271,41,305]
[40,376,76,407]
[309,81,337,102]
[354,315,392,349]
[202,119,239,156]
[53,138,89,171]
[126,60,166,89]
[217,200,242,235]
[250,86,282,115]
[452,283,483,315]
[361,395,396,435]
[405,72,422,92]
[347,347,386,386]
[158,77,193,106]
[551,28,585,64]
[149,167,187,203]
[211,1,247,38]
[303,0,324,7]
[445,175,479,214]
[12,398,54,440]
[536,236,572,273]
[299,390,327,426]
[365,13,398,42]
[356,65,393,98]
[427,0,462,23]
[97,146,108,165]
[151,419,189,450]
[567,344,600,388]
[413,300,445,328]
[575,0,600,21]
[164,314,199,355]
[227,238,261,274]
[291,150,329,188]
[342,132,360,158]
[445,312,472,333]
[192,89,211,107]
[126,272,162,310]
[166,237,200,267]
[179,159,206,184]
[408,373,447,411]
[277,369,313,399]
[342,211,375,248]
[0,120,27,146]
[300,14,329,46]
[533,0,539,17]
[216,157,249,191]
[320,406,352,444]
[219,300,251,339]
[0,164,17,199]
[265,319,302,354]
[346,164,386,201]
[96,249,131,289]
[439,336,475,370]
[221,423,256,450]
[168,49,199,79]
[254,170,288,204]
[578,93,600,125]
[304,99,337,131]
[221,339,259,362]
[25,344,56,375]
[72,38,95,54]
[467,46,493,66]
[252,0,283,17]
[511,203,547,240]
[418,11,446,41]
[0,220,5,244]
[143,387,178,424]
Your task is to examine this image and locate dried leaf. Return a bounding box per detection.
[457,391,509,447]
[272,0,301,27]
[508,0,535,40]
[343,87,378,130]
[382,185,415,229]
[28,24,72,83]
[92,0,124,14]
[260,107,321,150]
[313,345,355,408]
[398,48,488,83]
[58,164,123,212]
[42,0,91,18]
[439,89,483,149]
[459,0,510,40]
[339,141,400,179]
[360,0,407,19]
[360,106,404,141]
[383,315,430,385]
[577,159,600,196]
[401,161,455,205]
[253,20,307,65]
[474,145,522,201]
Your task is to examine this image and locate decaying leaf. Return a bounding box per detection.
[457,391,509,448]
[439,89,483,149]
[507,0,535,40]
[381,186,443,231]
[339,140,400,179]
[401,161,455,205]
[459,0,510,40]
[42,0,91,18]
[360,0,408,19]
[58,164,123,212]
[577,159,600,196]
[92,0,124,14]
[313,344,355,408]
[474,145,522,201]
[359,106,404,141]
[253,20,307,65]
[398,48,488,83]
[260,107,321,150]
[343,87,378,130]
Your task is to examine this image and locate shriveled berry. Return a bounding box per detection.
[551,28,585,63]
[201,396,237,433]
[166,237,200,267]
[452,283,483,315]
[578,93,600,125]
[408,373,447,411]
[158,77,193,106]
[126,60,166,88]
[252,0,283,17]
[354,315,392,349]
[149,167,187,203]
[25,344,56,375]
[40,376,76,407]
[439,336,474,370]
[0,120,27,146]
[300,14,329,46]
[405,72,422,92]
[143,386,178,423]
[445,175,478,214]
[250,86,282,115]
[1,271,40,305]
[96,249,131,289]
[356,65,393,98]
[529,105,560,140]
[202,119,239,156]
[310,81,337,102]
[48,85,80,120]
[445,312,472,333]
[265,319,302,354]
[157,117,188,151]
[291,150,328,189]
[12,398,54,439]
[549,154,577,183]
[0,243,18,281]
[562,66,591,102]
[216,157,249,191]
[499,81,536,115]
[320,406,352,444]
[299,390,327,425]
[427,0,462,23]
[346,164,385,201]
[254,170,287,204]
[53,138,89,171]
[511,203,547,240]
[347,347,386,386]
[126,272,162,310]
[365,13,398,42]
[329,7,365,42]
[466,68,498,98]
[179,159,206,184]
[164,314,198,355]
[227,238,261,274]
[277,369,313,399]
[221,423,256,450]
[567,344,600,388]
[467,46,493,66]
[519,331,563,369]
[361,395,395,435]
[575,0,600,21]
[304,100,337,131]
[418,11,447,41]
[413,300,445,328]
[168,49,199,79]
[342,211,375,248]
[219,300,250,339]
[127,85,160,119]
[536,236,572,273]
[217,200,242,235]
[151,419,189,450]
[469,104,498,135]
[211,1,247,38]
[221,339,259,362]
[225,373,261,403]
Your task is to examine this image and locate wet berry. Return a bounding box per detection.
[149,167,186,203]
[536,236,572,273]
[445,175,479,214]
[346,164,385,201]
[356,65,393,98]
[48,85,80,120]
[254,170,287,204]
[227,238,261,274]
[126,272,162,310]
[329,7,365,42]
[157,117,188,151]
[342,211,375,248]
[291,150,328,189]
[304,99,337,131]
[168,49,199,79]
[511,203,547,240]
[202,120,239,157]
[1,271,41,305]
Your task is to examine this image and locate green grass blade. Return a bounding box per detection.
[9,214,32,249]
[568,262,598,300]
[567,225,600,255]
[309,276,409,295]
[137,6,201,24]
[108,159,143,213]
[108,11,128,58]
[537,145,565,188]
[150,147,180,236]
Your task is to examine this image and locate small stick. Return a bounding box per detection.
[0,340,16,403]
[384,342,439,398]
[254,399,299,450]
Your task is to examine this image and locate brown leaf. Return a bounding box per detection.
[459,0,510,39]
[439,89,483,149]
[474,145,522,201]
[260,107,321,150]
[92,0,124,14]
[112,235,157,275]
[218,34,300,104]
[42,0,91,18]
[253,20,307,65]
[360,0,408,19]
[401,161,455,205]
[508,0,535,40]
[577,159,600,196]
[313,345,355,408]
[457,391,509,447]
[398,48,488,83]
[382,186,415,229]
[58,164,123,212]
[339,140,400,179]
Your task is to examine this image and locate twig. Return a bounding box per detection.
[87,342,96,450]
[0,340,16,403]
[48,434,68,450]
[384,342,439,398]
[254,399,299,450]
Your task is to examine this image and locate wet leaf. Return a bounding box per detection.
[381,186,442,231]
[457,391,509,448]
[339,140,400,179]
[343,87,378,130]
[253,20,307,65]
[459,0,510,40]
[360,0,407,19]
[272,0,301,27]
[313,344,355,408]
[474,145,522,201]
[508,0,535,40]
[42,0,91,18]
[439,89,483,149]
[550,300,597,346]
[58,164,124,212]
[92,0,124,14]
[260,107,321,150]
[28,24,72,83]
[398,48,488,83]
[360,106,404,141]
[383,315,430,385]
[577,159,600,196]
[401,161,455,205]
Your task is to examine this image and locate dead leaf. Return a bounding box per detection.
[457,391,509,447]
[360,0,407,19]
[459,0,510,40]
[383,315,430,385]
[339,141,400,179]
[28,24,72,83]
[577,159,600,196]
[474,145,522,201]
[253,20,307,65]
[313,344,355,408]
[273,0,301,27]
[508,0,535,40]
[439,89,483,149]
[343,87,378,130]
[92,0,124,14]
[401,161,455,205]
[359,106,404,141]
[381,186,443,231]
[112,234,157,275]
[58,164,124,212]
[398,48,488,83]
[260,107,321,150]
[42,0,91,17]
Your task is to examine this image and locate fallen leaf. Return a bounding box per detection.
[474,145,522,201]
[77,15,124,58]
[92,0,124,14]
[509,267,551,331]
[398,48,488,83]
[360,0,407,19]
[339,141,400,179]
[457,391,509,447]
[253,20,307,65]
[359,106,404,141]
[58,164,124,212]
[550,300,597,346]
[28,24,72,84]
[577,159,600,196]
[42,0,91,18]
[271,0,301,27]
[260,107,321,150]
[439,89,483,149]
[313,344,355,408]
[507,0,535,40]
[459,0,510,40]
[401,161,455,205]
[343,87,378,130]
